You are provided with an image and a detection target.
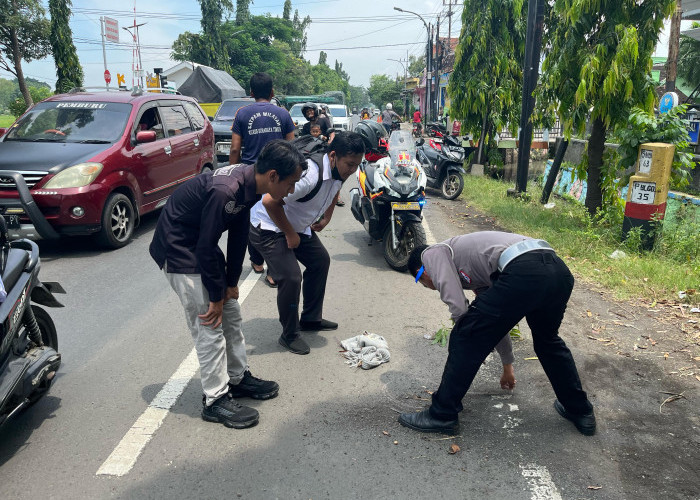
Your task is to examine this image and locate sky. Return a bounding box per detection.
[0,1,691,92]
[1,0,453,90]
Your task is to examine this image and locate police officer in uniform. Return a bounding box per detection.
[401,231,596,436]
[149,141,306,428]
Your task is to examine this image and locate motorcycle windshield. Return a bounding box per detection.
[387,130,418,176]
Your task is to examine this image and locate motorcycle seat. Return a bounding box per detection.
[363,164,377,190]
[1,248,29,292]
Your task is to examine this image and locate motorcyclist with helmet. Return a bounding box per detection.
[301,102,335,142]
[380,103,400,135]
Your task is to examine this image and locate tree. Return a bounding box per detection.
[367,74,403,113]
[0,77,15,112]
[0,0,51,107]
[236,0,250,24]
[678,22,700,88]
[49,0,83,94]
[348,84,369,109]
[318,51,327,66]
[9,84,51,117]
[538,0,675,216]
[282,0,292,20]
[199,0,232,72]
[448,0,526,165]
[408,54,425,77]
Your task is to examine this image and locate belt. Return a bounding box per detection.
[497,239,554,272]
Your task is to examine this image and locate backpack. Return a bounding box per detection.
[291,135,328,203]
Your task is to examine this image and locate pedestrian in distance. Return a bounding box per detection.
[149,141,307,429]
[248,132,366,355]
[229,72,295,288]
[381,103,400,135]
[401,231,596,436]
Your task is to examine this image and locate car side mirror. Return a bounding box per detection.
[136,130,157,143]
[416,138,425,146]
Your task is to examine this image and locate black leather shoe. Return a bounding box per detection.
[299,319,338,331]
[398,409,458,434]
[278,335,310,355]
[201,394,259,429]
[229,370,279,400]
[554,400,596,436]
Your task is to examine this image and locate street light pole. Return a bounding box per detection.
[394,6,431,125]
[388,58,408,118]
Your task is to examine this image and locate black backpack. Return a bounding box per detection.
[291,135,328,203]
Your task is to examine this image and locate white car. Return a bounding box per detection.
[289,103,334,132]
[328,104,351,131]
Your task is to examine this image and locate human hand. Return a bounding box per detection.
[286,232,300,249]
[310,218,328,232]
[500,364,516,390]
[198,300,224,328]
[226,286,239,301]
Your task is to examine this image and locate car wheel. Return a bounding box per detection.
[96,193,135,249]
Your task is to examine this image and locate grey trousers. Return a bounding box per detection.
[249,225,330,340]
[164,270,248,406]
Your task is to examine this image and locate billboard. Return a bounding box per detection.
[104,17,119,43]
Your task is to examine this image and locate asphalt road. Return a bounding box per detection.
[0,179,698,500]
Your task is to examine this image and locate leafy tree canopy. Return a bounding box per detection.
[367,74,404,114]
[678,21,700,88]
[49,0,83,93]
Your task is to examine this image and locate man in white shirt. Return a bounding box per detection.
[249,132,366,354]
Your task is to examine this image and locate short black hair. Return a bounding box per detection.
[250,72,273,99]
[256,140,307,180]
[310,123,321,130]
[408,245,429,277]
[328,131,365,157]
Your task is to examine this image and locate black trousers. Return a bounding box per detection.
[248,241,264,267]
[430,252,592,420]
[249,224,330,340]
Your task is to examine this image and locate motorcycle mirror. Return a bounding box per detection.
[415,138,425,146]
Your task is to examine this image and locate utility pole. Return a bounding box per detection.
[427,23,432,123]
[123,7,146,89]
[444,0,459,47]
[100,17,109,90]
[666,0,683,92]
[434,15,440,121]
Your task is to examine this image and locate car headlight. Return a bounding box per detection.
[44,162,103,189]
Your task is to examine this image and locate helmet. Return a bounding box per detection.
[386,103,393,110]
[301,102,318,119]
[320,104,330,115]
[355,120,387,150]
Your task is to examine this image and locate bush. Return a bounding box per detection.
[9,86,53,117]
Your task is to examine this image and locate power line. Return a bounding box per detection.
[306,19,414,49]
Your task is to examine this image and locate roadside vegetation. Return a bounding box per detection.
[0,114,14,127]
[459,174,699,305]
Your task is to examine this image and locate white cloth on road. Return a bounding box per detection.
[340,332,390,370]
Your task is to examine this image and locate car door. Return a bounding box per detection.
[183,101,210,169]
[158,102,199,184]
[129,103,174,210]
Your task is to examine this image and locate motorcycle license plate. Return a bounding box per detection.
[3,214,20,229]
[391,202,420,211]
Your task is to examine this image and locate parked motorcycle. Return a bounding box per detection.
[0,217,65,428]
[427,120,447,138]
[350,130,427,271]
[415,135,473,200]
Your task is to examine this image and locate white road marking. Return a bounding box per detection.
[508,404,519,412]
[96,267,260,477]
[520,464,563,500]
[422,212,437,245]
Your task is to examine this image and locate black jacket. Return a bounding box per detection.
[149,164,260,302]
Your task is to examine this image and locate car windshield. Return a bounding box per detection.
[387,130,418,176]
[215,100,253,121]
[289,104,305,118]
[328,106,347,117]
[4,101,131,143]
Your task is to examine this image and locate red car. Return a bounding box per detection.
[0,89,215,248]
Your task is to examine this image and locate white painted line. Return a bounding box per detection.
[520,464,563,500]
[422,213,437,245]
[96,267,260,477]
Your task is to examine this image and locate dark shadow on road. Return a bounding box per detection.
[0,395,62,467]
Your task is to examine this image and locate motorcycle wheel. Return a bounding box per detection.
[383,221,427,272]
[33,305,58,350]
[441,172,464,200]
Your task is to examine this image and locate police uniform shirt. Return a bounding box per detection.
[249,154,341,235]
[149,164,260,302]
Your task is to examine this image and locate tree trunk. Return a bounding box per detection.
[585,117,607,216]
[666,0,682,91]
[10,26,32,108]
[476,110,489,164]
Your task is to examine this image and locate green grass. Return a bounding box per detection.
[460,174,699,305]
[0,114,15,127]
